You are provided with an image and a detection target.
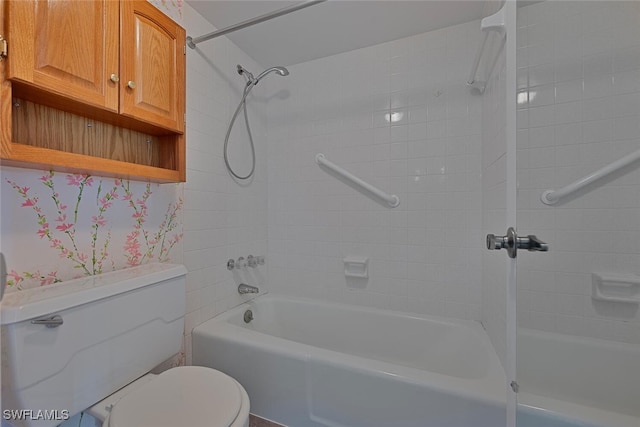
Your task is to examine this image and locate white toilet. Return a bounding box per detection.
[0,263,250,427]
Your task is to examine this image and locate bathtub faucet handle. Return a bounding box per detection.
[247,255,257,268]
[238,283,259,294]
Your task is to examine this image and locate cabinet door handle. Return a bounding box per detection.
[110,74,120,83]
[127,81,136,89]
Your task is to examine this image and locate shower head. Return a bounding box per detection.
[237,64,289,86]
[274,66,290,76]
[254,66,290,84]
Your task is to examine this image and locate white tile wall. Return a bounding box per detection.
[181,3,270,364]
[266,21,484,320]
[516,0,640,345]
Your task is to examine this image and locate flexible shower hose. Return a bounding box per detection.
[224,82,257,180]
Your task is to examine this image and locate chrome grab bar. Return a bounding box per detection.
[315,154,400,208]
[541,148,640,205]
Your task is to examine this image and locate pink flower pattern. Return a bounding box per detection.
[6,269,60,290]
[119,182,182,266]
[92,216,107,227]
[66,174,93,187]
[55,223,74,232]
[5,171,182,290]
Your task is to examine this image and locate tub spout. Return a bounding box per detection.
[238,283,259,294]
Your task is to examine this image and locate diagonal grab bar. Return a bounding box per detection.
[315,154,400,208]
[541,148,640,205]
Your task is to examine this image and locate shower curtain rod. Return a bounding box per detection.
[187,0,327,49]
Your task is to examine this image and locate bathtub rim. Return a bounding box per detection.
[518,395,639,427]
[517,327,640,427]
[193,294,508,408]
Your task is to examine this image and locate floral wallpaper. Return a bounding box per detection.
[1,167,183,293]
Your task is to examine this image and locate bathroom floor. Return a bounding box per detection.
[250,414,286,427]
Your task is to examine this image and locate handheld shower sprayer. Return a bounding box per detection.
[237,65,289,86]
[254,66,289,84]
[224,64,290,180]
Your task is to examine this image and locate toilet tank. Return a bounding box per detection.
[0,263,187,427]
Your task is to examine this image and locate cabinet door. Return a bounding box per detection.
[120,1,185,133]
[6,0,119,111]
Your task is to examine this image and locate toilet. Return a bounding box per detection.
[0,263,250,427]
[87,366,250,427]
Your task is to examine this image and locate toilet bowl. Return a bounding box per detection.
[88,367,250,427]
[0,263,249,427]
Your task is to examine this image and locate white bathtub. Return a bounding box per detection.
[517,328,640,427]
[193,295,507,427]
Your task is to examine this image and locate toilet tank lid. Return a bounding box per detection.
[0,263,187,325]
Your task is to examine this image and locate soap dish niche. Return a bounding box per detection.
[344,256,368,279]
[592,273,640,304]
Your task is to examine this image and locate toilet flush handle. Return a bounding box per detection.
[31,314,64,328]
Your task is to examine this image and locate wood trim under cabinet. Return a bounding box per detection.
[2,143,182,183]
[1,82,185,183]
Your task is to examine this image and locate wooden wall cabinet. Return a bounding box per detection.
[0,0,186,182]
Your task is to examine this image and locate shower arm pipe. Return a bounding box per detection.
[541,148,640,205]
[315,154,400,208]
[467,5,506,89]
[187,0,327,49]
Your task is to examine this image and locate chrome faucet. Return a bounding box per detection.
[238,283,259,294]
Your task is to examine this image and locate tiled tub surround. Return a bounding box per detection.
[181,2,270,364]
[516,0,640,344]
[515,1,640,426]
[266,20,484,321]
[193,295,506,427]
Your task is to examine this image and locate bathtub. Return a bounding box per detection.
[192,295,507,427]
[517,328,640,427]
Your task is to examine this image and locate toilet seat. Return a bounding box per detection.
[108,366,244,427]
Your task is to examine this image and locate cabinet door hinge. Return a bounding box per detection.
[0,36,7,61]
[183,45,186,55]
[184,113,186,125]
